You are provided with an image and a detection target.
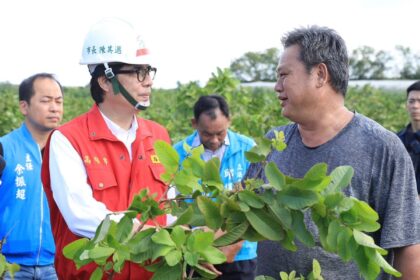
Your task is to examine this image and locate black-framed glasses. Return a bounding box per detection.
[115,65,157,82]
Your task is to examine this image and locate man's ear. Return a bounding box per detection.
[19,100,29,116]
[191,118,197,129]
[315,63,329,88]
[98,76,111,92]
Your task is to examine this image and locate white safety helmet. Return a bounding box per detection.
[80,17,154,110]
[80,17,152,72]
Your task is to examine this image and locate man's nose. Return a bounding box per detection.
[274,79,284,93]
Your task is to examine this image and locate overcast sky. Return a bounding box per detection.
[0,0,418,89]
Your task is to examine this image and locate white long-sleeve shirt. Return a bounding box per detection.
[49,112,138,238]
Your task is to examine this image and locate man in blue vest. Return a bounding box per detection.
[0,73,63,279]
[173,94,257,280]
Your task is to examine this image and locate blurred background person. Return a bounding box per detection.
[398,80,420,198]
[0,73,63,279]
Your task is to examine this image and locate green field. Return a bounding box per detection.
[0,69,409,142]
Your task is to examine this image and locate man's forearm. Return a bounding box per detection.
[394,244,420,279]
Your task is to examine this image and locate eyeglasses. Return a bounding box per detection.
[115,65,157,83]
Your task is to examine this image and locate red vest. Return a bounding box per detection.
[42,105,170,279]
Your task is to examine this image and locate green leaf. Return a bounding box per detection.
[245,138,272,163]
[185,251,199,266]
[116,215,133,242]
[255,276,276,280]
[324,193,354,213]
[326,220,341,251]
[278,188,319,210]
[242,226,267,242]
[280,271,289,280]
[144,260,163,272]
[183,145,205,178]
[91,215,111,244]
[354,246,379,280]
[165,249,182,266]
[169,206,194,227]
[291,210,314,247]
[173,170,196,195]
[170,226,187,248]
[151,262,182,280]
[304,163,328,181]
[129,228,155,254]
[63,238,90,260]
[272,130,287,152]
[351,198,378,221]
[371,250,401,277]
[341,199,380,232]
[187,230,214,252]
[151,244,174,261]
[238,201,251,212]
[90,267,103,280]
[324,193,345,209]
[200,246,226,264]
[260,189,276,204]
[238,189,265,208]
[194,263,218,279]
[112,246,130,273]
[265,162,286,190]
[7,263,20,275]
[268,200,292,229]
[0,255,5,275]
[324,166,354,194]
[312,212,329,250]
[353,229,387,254]
[88,246,115,260]
[245,151,266,163]
[312,259,322,278]
[154,140,180,175]
[278,229,297,251]
[197,196,222,230]
[245,208,285,241]
[188,203,207,227]
[202,158,223,190]
[152,229,176,247]
[220,198,241,216]
[213,222,249,247]
[336,227,352,261]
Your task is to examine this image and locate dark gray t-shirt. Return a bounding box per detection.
[247,113,420,280]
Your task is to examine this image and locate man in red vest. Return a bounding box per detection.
[42,17,170,279]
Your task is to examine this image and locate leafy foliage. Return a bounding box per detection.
[63,134,400,280]
[229,45,420,81]
[230,48,279,82]
[0,70,409,141]
[255,259,324,280]
[0,238,20,278]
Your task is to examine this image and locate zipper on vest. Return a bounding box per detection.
[36,148,43,265]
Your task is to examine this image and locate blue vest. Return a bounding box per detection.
[174,130,257,261]
[0,123,55,265]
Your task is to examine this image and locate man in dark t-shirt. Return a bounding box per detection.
[247,26,420,279]
[398,80,420,197]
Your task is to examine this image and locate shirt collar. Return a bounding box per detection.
[99,109,138,140]
[191,131,230,148]
[191,131,229,162]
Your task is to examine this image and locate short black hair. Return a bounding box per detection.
[89,63,126,104]
[19,73,63,103]
[407,81,420,97]
[193,94,230,120]
[282,25,349,96]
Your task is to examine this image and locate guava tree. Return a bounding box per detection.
[63,132,401,280]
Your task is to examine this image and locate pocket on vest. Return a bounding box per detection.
[87,167,117,190]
